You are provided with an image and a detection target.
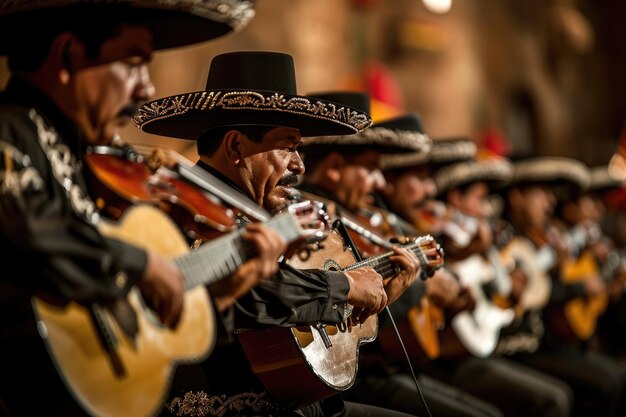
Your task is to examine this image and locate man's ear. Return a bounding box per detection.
[508,188,523,210]
[223,130,242,165]
[50,33,84,84]
[448,189,462,208]
[325,152,345,184]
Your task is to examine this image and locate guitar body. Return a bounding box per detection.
[33,205,215,417]
[236,230,377,409]
[445,254,515,358]
[500,237,552,314]
[378,296,444,363]
[557,250,608,340]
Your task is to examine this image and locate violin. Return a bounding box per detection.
[86,144,330,246]
[85,145,240,241]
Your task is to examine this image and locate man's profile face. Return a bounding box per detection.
[518,185,555,229]
[385,166,437,225]
[451,182,491,219]
[72,24,154,145]
[236,127,304,211]
[333,150,385,212]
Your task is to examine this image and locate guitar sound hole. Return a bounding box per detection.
[324,259,342,271]
[136,292,164,328]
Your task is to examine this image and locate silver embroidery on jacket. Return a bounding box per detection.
[166,391,279,417]
[29,109,99,224]
[0,142,44,196]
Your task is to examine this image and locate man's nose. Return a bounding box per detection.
[424,178,437,197]
[372,169,386,190]
[134,64,156,102]
[289,151,305,175]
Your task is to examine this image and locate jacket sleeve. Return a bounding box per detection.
[233,262,351,327]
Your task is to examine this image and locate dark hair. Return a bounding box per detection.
[196,125,276,156]
[5,6,142,72]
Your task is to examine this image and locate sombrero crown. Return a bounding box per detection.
[301,106,429,154]
[135,52,372,140]
[0,0,254,52]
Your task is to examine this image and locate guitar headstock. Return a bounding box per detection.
[283,199,331,245]
[410,235,445,278]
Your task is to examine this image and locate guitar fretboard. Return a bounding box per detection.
[174,213,303,290]
[343,236,434,279]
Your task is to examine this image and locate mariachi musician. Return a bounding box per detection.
[497,157,626,417]
[380,139,576,417]
[588,164,626,357]
[135,52,422,417]
[0,1,269,416]
[313,112,506,417]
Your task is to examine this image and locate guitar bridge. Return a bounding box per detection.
[314,323,333,349]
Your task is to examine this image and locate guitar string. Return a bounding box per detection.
[384,305,434,417]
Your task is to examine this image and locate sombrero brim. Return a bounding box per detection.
[435,160,514,194]
[511,157,590,191]
[0,0,255,52]
[429,139,477,163]
[134,89,373,139]
[589,166,624,192]
[300,127,431,154]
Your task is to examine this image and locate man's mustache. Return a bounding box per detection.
[119,103,141,118]
[277,173,299,187]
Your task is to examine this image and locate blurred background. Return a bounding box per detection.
[2,0,626,166]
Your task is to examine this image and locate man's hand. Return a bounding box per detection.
[425,269,461,308]
[210,223,287,311]
[345,267,387,323]
[509,266,528,304]
[139,250,185,329]
[385,246,421,305]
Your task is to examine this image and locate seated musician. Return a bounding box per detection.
[367,118,571,417]
[586,164,626,356]
[0,2,294,417]
[305,111,505,417]
[498,156,626,417]
[135,52,422,417]
[402,153,571,416]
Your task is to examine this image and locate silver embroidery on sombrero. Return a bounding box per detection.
[513,157,590,191]
[434,160,513,193]
[0,0,255,32]
[379,134,432,170]
[430,140,477,163]
[134,91,372,134]
[302,127,429,152]
[166,391,279,417]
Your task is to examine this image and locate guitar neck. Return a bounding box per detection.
[343,237,431,279]
[174,212,302,290]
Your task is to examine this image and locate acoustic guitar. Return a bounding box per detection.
[499,236,553,316]
[236,230,443,409]
[32,203,321,417]
[554,248,608,341]
[438,252,515,359]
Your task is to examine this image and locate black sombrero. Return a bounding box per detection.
[510,157,590,192]
[434,158,514,194]
[134,53,373,140]
[0,0,254,52]
[301,107,429,154]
